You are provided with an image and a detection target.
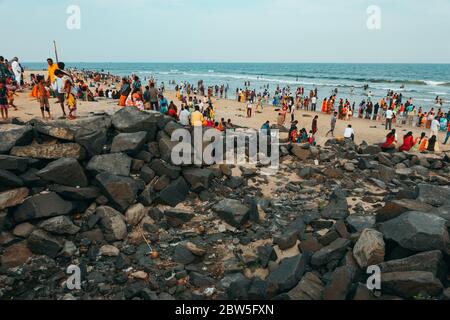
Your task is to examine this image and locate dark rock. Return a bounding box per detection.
[150,159,181,180]
[213,199,250,228]
[157,177,189,207]
[0,124,33,154]
[75,128,108,156]
[274,229,299,250]
[287,272,324,300]
[321,188,349,220]
[266,254,310,297]
[227,276,251,300]
[111,107,158,137]
[0,169,23,189]
[417,184,450,207]
[225,176,244,189]
[248,279,268,300]
[96,206,127,242]
[49,185,100,201]
[378,250,446,281]
[346,215,376,232]
[257,245,278,268]
[376,199,434,223]
[39,216,80,235]
[95,173,139,212]
[299,235,323,254]
[182,168,214,191]
[378,211,450,252]
[311,238,351,267]
[322,266,356,300]
[27,229,63,258]
[165,209,195,227]
[140,166,155,184]
[173,245,196,265]
[37,158,88,187]
[0,155,30,172]
[111,131,148,154]
[87,153,132,177]
[189,272,215,287]
[0,241,33,268]
[12,192,75,223]
[382,271,443,299]
[430,205,450,222]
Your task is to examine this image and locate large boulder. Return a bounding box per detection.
[353,229,385,268]
[0,241,33,268]
[37,158,88,187]
[95,173,139,212]
[0,187,29,210]
[0,124,33,154]
[96,206,127,242]
[157,177,189,207]
[291,144,312,161]
[311,238,351,267]
[111,131,148,154]
[321,188,350,220]
[430,205,450,222]
[213,199,250,228]
[266,254,310,297]
[378,251,446,280]
[10,143,85,160]
[165,209,195,227]
[87,153,132,177]
[112,107,158,137]
[416,184,450,207]
[376,199,434,223]
[378,211,450,252]
[75,128,108,156]
[11,192,75,223]
[381,271,443,299]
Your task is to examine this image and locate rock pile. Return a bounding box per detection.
[0,108,449,301]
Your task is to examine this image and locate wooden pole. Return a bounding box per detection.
[53,41,59,64]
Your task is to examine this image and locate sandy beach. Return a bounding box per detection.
[5,70,449,153]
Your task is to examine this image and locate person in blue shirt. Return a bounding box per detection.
[159,95,168,111]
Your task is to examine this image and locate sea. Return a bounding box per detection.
[23,63,450,109]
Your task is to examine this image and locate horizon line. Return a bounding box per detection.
[21,61,450,65]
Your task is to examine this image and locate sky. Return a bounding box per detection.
[2,0,450,63]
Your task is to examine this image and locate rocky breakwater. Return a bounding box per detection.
[0,108,449,301]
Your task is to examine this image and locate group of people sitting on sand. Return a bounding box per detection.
[381,129,441,153]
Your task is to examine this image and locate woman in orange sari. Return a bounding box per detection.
[321,98,327,113]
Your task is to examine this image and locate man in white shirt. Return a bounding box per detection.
[385,108,394,130]
[344,125,355,142]
[311,96,317,111]
[11,57,22,89]
[430,117,440,137]
[179,106,191,126]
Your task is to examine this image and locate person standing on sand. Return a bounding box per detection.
[148,82,159,111]
[246,100,253,118]
[54,70,68,117]
[0,79,9,121]
[430,117,440,138]
[311,95,317,112]
[36,76,51,119]
[47,58,59,88]
[118,78,131,107]
[312,115,318,135]
[326,112,338,137]
[385,107,394,130]
[11,57,22,91]
[443,122,450,145]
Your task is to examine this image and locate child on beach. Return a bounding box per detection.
[36,77,51,119]
[65,78,77,120]
[0,80,9,120]
[7,87,18,110]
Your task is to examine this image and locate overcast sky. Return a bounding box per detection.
[2,0,450,63]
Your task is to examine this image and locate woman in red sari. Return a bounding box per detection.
[399,131,417,152]
[381,129,397,151]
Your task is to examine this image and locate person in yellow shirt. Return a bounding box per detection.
[191,105,204,127]
[47,58,59,85]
